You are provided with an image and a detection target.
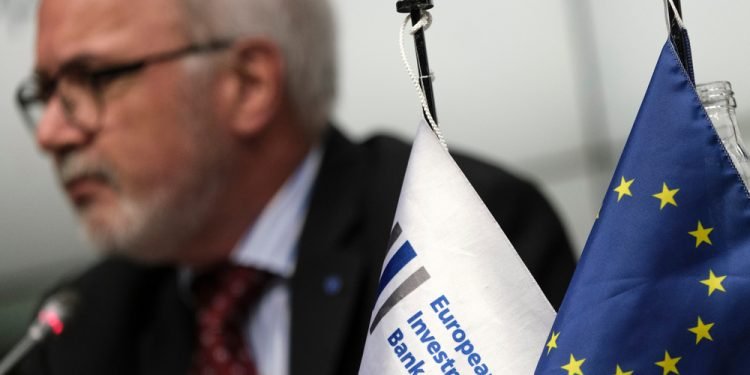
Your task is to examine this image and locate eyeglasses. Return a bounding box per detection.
[16,39,233,133]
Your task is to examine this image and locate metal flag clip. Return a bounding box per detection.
[663,0,694,83]
[396,0,447,149]
[664,0,685,32]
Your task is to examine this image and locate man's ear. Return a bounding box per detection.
[223,39,285,137]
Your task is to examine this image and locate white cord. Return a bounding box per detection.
[399,12,448,150]
[664,0,686,31]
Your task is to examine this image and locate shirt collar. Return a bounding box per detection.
[229,146,323,278]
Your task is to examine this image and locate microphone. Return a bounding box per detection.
[0,289,79,375]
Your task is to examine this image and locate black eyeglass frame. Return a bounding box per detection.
[16,39,234,132]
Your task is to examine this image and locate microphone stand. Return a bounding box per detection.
[0,290,78,375]
[0,323,49,374]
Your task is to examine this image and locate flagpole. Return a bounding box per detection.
[397,0,438,123]
[667,0,689,70]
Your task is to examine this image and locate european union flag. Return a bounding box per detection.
[535,36,750,374]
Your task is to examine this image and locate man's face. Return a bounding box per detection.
[34,0,230,262]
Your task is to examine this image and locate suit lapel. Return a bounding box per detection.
[137,270,195,375]
[290,127,369,375]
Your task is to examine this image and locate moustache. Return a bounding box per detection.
[57,153,119,190]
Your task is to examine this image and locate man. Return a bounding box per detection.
[14,0,575,374]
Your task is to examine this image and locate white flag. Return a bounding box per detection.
[359,122,555,375]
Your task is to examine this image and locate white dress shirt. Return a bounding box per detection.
[188,147,322,375]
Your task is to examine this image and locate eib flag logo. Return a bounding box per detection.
[359,122,555,374]
[535,36,750,374]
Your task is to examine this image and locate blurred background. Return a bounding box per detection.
[1,0,749,353]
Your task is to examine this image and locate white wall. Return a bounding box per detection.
[334,0,598,248]
[1,0,750,338]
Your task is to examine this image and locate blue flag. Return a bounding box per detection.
[535,37,750,374]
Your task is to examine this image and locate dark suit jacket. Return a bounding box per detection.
[16,127,575,375]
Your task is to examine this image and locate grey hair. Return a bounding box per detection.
[182,0,336,136]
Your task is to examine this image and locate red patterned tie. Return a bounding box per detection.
[190,264,270,375]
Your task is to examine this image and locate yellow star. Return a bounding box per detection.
[546,331,560,354]
[614,364,634,375]
[700,270,727,296]
[655,351,681,375]
[688,221,714,248]
[688,316,715,344]
[652,183,679,209]
[561,354,585,375]
[613,177,635,202]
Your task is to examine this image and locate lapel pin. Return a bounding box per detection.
[323,274,343,296]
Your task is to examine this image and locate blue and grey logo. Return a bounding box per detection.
[369,223,431,333]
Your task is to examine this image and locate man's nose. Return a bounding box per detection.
[35,97,90,154]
